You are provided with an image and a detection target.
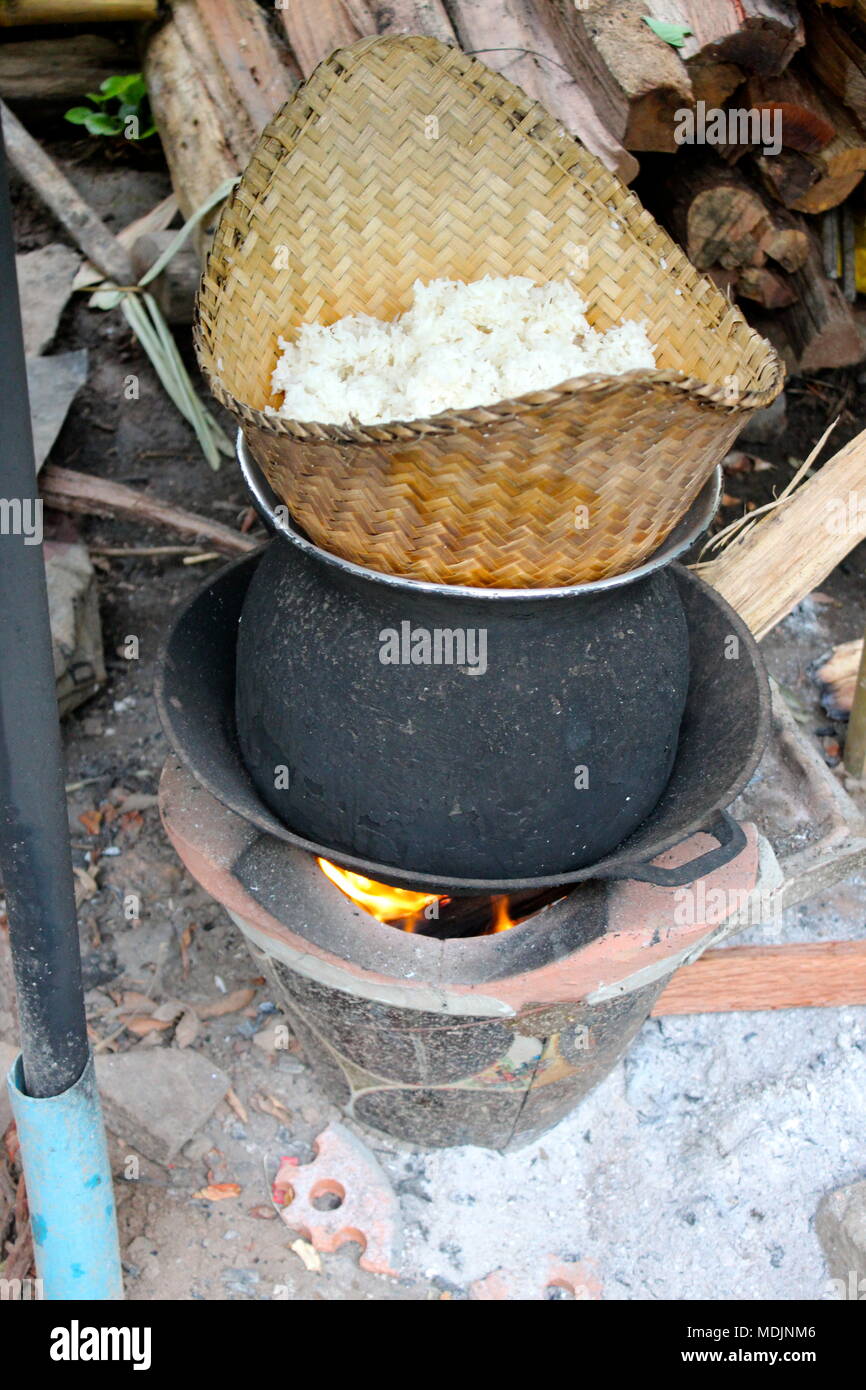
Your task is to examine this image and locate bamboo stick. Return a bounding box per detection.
[0,0,157,22]
[653,940,866,1015]
[0,99,133,284]
[39,466,258,556]
[698,427,866,639]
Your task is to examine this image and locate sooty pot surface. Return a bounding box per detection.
[235,537,690,881]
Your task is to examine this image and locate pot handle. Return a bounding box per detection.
[603,811,747,888]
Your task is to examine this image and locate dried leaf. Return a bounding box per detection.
[253,1093,292,1126]
[192,1182,242,1201]
[174,1010,200,1049]
[119,991,157,1014]
[151,997,187,1023]
[225,1087,248,1124]
[72,864,100,904]
[248,1205,278,1220]
[290,1238,322,1272]
[125,1016,173,1037]
[194,987,256,1020]
[179,923,197,978]
[79,809,102,835]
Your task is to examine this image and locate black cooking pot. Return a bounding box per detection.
[234,528,692,880]
[156,551,769,895]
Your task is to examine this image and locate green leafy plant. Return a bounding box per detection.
[65,73,156,140]
[642,17,693,47]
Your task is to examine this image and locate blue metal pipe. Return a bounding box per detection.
[7,1054,123,1300]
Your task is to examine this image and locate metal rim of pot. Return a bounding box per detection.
[237,431,722,600]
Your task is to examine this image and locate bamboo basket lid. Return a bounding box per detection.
[196,35,783,588]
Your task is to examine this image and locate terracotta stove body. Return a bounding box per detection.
[160,758,765,1152]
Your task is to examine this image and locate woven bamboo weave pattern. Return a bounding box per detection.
[196,35,783,587]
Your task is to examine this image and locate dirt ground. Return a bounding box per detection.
[3,131,866,1301]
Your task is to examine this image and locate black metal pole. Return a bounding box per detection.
[0,121,89,1098]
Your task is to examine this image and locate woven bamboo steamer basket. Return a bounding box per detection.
[195,35,784,589]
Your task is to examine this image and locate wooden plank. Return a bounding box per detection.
[698,427,866,640]
[653,940,866,1015]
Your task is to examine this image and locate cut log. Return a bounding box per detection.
[278,0,455,77]
[686,59,744,110]
[738,64,837,153]
[144,22,238,220]
[736,264,797,307]
[805,3,866,127]
[443,0,639,181]
[790,93,866,210]
[774,228,865,369]
[752,148,823,205]
[698,426,866,640]
[748,73,866,212]
[0,34,131,102]
[791,167,866,213]
[653,941,866,1015]
[560,0,693,154]
[660,155,809,271]
[645,0,804,77]
[143,0,299,220]
[171,0,299,140]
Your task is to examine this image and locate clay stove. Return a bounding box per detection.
[160,757,765,1152]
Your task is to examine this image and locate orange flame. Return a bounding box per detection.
[317,857,441,930]
[491,895,516,932]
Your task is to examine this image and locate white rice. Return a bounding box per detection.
[269,275,656,426]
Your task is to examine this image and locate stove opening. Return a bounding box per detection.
[317,857,565,939]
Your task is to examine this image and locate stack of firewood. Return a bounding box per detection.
[138,0,866,374]
[5,0,866,373]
